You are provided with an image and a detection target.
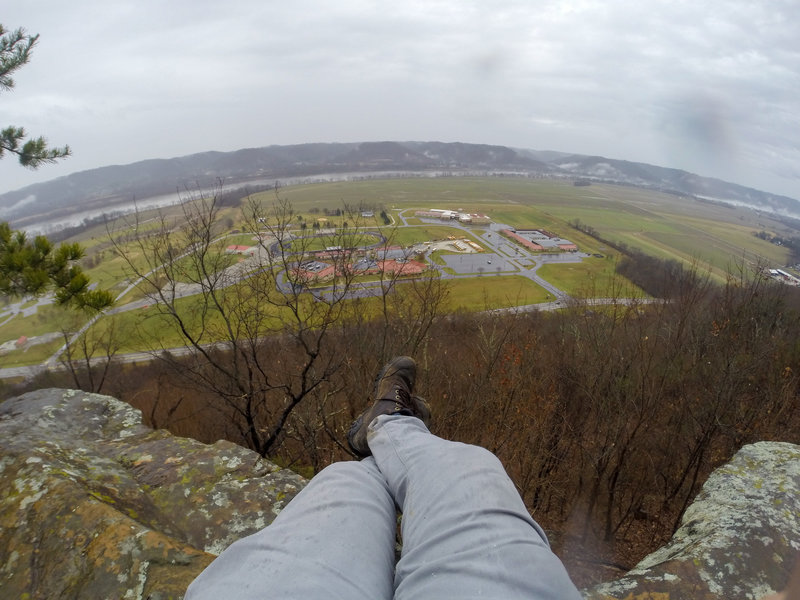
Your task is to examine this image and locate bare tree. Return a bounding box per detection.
[59,314,120,393]
[110,187,396,456]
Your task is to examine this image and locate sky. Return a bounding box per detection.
[1,0,799,199]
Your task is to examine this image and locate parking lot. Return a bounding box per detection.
[440,253,519,274]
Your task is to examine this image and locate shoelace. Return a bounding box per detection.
[394,387,412,410]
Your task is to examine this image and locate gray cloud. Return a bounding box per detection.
[1,0,798,199]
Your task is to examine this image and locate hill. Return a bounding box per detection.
[551,154,799,215]
[1,141,799,228]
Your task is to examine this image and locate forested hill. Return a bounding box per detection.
[1,140,799,226]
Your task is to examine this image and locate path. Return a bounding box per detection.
[0,297,654,381]
[1,210,616,380]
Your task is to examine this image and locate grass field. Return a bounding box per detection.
[79,177,793,282]
[387,225,480,247]
[262,176,792,287]
[286,229,384,253]
[0,305,82,367]
[270,177,789,276]
[1,339,64,367]
[3,176,795,366]
[443,276,550,312]
[120,177,792,281]
[82,242,151,294]
[536,257,641,297]
[225,233,259,246]
[89,288,282,353]
[0,305,85,341]
[65,273,548,358]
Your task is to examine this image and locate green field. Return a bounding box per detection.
[287,229,384,253]
[444,276,550,311]
[388,225,482,247]
[89,286,297,353]
[537,257,639,298]
[1,339,64,367]
[170,251,239,284]
[1,304,84,340]
[258,177,790,278]
[3,176,795,366]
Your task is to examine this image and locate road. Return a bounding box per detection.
[0,296,656,381]
[412,217,574,300]
[1,210,630,381]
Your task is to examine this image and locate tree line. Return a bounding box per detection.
[753,230,800,264]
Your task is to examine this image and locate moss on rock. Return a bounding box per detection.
[584,442,800,599]
[0,389,307,600]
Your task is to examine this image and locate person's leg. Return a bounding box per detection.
[368,414,582,600]
[185,458,396,600]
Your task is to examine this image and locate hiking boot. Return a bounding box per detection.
[348,394,431,457]
[348,356,431,457]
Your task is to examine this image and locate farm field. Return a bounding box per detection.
[2,176,795,367]
[269,177,791,278]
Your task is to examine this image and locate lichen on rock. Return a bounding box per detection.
[2,389,797,599]
[584,441,800,599]
[0,388,307,600]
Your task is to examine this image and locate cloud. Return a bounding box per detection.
[1,0,798,199]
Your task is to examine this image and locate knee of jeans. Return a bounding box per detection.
[449,443,506,474]
[319,460,362,478]
[317,458,380,483]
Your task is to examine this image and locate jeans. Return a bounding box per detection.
[185,415,581,599]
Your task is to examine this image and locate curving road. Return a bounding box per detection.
[2,211,632,381]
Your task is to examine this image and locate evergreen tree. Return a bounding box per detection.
[1,24,70,167]
[0,24,111,311]
[0,222,114,310]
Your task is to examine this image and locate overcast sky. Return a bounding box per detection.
[1,1,799,199]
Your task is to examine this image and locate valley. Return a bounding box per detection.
[0,176,796,376]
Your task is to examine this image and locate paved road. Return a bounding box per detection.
[414,217,575,300]
[0,296,657,381]
[0,211,615,381]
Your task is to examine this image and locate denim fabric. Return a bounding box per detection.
[186,415,580,599]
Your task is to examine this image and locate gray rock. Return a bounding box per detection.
[585,441,800,599]
[0,388,306,600]
[2,388,797,599]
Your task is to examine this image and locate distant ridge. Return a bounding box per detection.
[1,141,798,227]
[549,154,797,214]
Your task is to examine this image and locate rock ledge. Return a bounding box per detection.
[2,389,797,599]
[585,441,800,599]
[0,389,306,600]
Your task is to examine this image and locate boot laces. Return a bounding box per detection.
[394,387,411,408]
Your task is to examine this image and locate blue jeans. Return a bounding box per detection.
[186,415,581,599]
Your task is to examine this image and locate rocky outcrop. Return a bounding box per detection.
[0,389,306,600]
[585,441,800,599]
[2,389,797,599]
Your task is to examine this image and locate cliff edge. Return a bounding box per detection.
[1,389,797,599]
[0,389,306,599]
